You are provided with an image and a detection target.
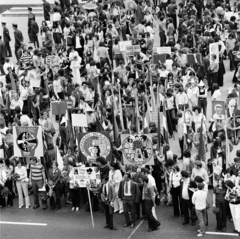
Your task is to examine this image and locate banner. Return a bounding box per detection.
[121,134,154,166]
[28,70,41,88]
[118,41,132,52]
[78,132,112,162]
[73,167,101,188]
[156,47,171,55]
[13,126,44,157]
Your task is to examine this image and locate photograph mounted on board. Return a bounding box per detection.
[212,101,225,120]
[226,98,240,118]
[77,132,112,163]
[121,134,154,166]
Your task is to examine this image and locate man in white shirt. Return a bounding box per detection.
[53,8,61,22]
[192,183,207,237]
[175,87,188,111]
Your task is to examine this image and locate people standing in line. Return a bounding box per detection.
[1,22,12,57]
[12,24,24,61]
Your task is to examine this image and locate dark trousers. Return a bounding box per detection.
[0,185,6,207]
[170,186,182,216]
[216,200,228,230]
[33,36,40,49]
[135,196,146,219]
[159,32,166,47]
[144,200,161,229]
[229,51,235,71]
[166,109,176,136]
[104,203,114,228]
[32,180,47,207]
[70,188,80,208]
[182,198,195,223]
[5,42,12,57]
[198,99,207,117]
[15,46,21,60]
[5,179,14,206]
[123,199,135,224]
[50,187,62,209]
[169,14,177,29]
[0,58,5,75]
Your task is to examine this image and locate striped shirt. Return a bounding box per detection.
[20,54,32,66]
[30,164,44,181]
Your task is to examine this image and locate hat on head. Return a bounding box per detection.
[198,80,205,87]
[28,7,32,11]
[12,23,18,28]
[1,22,6,25]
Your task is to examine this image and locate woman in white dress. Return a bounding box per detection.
[93,35,100,63]
[108,162,123,213]
[69,48,82,85]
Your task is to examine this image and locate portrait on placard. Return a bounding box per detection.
[212,101,225,120]
[226,98,240,118]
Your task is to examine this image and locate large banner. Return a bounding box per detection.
[78,132,112,162]
[13,126,44,157]
[73,167,101,188]
[121,134,154,166]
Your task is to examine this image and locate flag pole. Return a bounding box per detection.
[87,188,95,228]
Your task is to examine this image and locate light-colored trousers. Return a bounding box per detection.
[16,181,30,207]
[230,203,240,232]
[113,184,123,212]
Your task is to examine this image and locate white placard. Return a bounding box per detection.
[156,47,171,55]
[209,42,219,64]
[118,41,132,52]
[72,114,88,127]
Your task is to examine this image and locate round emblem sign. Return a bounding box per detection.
[122,134,153,165]
[17,132,38,152]
[79,132,111,162]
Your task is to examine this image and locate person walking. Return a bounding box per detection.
[29,157,48,210]
[30,19,40,49]
[118,173,140,228]
[142,176,161,232]
[101,176,117,230]
[12,24,24,61]
[0,36,7,75]
[1,22,12,57]
[192,183,207,237]
[42,0,51,21]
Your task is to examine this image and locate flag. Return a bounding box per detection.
[198,118,206,162]
[157,110,161,152]
[96,118,104,132]
[142,95,149,134]
[135,95,140,134]
[112,104,121,147]
[118,87,125,131]
[162,103,169,144]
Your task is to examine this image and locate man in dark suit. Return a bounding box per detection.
[30,19,39,48]
[73,31,84,59]
[27,7,36,43]
[1,22,12,57]
[118,173,140,228]
[12,24,23,61]
[101,176,117,230]
[0,36,7,75]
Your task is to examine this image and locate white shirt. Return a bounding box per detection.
[165,59,173,71]
[158,69,169,78]
[192,190,207,210]
[20,115,32,126]
[211,89,221,101]
[53,12,61,22]
[124,181,131,196]
[182,178,190,200]
[170,172,181,188]
[75,36,81,49]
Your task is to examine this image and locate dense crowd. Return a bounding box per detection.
[1,0,240,237]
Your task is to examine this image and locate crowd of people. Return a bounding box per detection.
[1,0,240,237]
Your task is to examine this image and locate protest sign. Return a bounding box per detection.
[72,114,88,127]
[212,101,225,120]
[209,42,219,64]
[78,132,112,162]
[51,101,67,115]
[13,126,44,157]
[125,45,141,56]
[73,167,101,188]
[118,41,132,52]
[28,70,41,88]
[121,134,154,166]
[156,47,171,55]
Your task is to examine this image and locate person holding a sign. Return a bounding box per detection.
[208,54,219,93]
[101,176,117,230]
